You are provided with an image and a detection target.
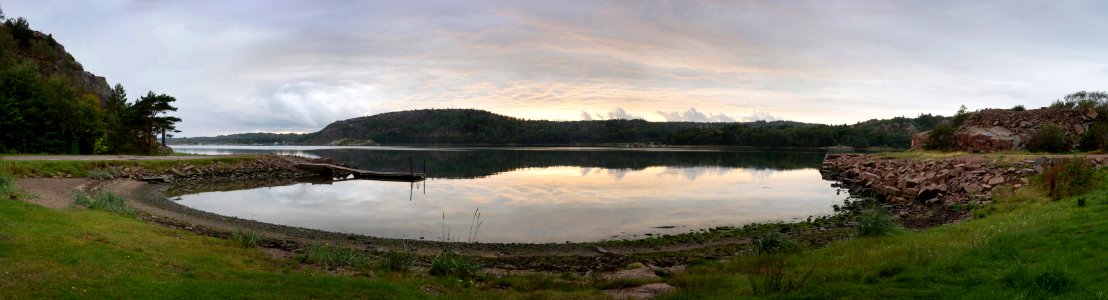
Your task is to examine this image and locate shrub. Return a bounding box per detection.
[1041,159,1096,201]
[923,123,956,151]
[855,209,897,237]
[1077,122,1108,151]
[429,251,479,279]
[753,232,801,255]
[1025,125,1070,153]
[1011,105,1026,111]
[73,191,133,215]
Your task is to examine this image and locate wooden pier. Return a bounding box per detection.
[295,163,426,182]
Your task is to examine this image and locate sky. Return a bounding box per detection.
[6,0,1108,136]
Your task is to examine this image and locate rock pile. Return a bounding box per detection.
[106,155,317,183]
[821,154,1033,205]
[820,154,1104,224]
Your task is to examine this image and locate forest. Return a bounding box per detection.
[0,12,180,154]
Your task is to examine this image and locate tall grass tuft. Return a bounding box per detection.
[232,231,262,248]
[73,191,133,215]
[87,169,114,180]
[429,251,480,280]
[855,209,897,237]
[300,244,369,269]
[467,208,483,243]
[0,174,15,199]
[747,255,814,295]
[753,231,801,255]
[380,248,414,272]
[1002,265,1072,295]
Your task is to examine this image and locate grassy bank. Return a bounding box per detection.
[667,167,1108,298]
[0,157,249,178]
[0,173,601,298]
[3,155,1108,298]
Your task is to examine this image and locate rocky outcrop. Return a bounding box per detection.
[911,108,1095,152]
[955,108,1092,152]
[954,126,1021,152]
[27,31,113,102]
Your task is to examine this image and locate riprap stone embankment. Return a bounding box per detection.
[819,154,1103,226]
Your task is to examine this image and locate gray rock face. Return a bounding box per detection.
[30,31,113,102]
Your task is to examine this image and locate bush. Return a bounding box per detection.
[1077,122,1108,151]
[855,209,897,237]
[1041,159,1096,201]
[1025,125,1070,153]
[753,232,801,255]
[1011,105,1026,111]
[923,123,956,151]
[73,191,133,215]
[429,252,479,279]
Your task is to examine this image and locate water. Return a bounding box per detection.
[170,145,846,243]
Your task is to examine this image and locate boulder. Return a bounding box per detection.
[987,177,1005,186]
[954,126,1021,152]
[916,184,945,201]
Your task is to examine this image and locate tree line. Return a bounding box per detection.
[0,10,180,154]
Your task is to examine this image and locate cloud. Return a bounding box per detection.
[656,107,736,123]
[606,107,643,120]
[738,111,782,122]
[7,0,1108,135]
[578,107,644,120]
[579,111,593,121]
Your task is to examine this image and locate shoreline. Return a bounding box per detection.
[10,152,1064,273]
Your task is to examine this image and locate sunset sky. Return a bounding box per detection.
[7,1,1108,136]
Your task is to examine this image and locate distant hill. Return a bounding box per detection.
[170,132,308,145]
[299,109,745,145]
[171,108,937,148]
[665,114,948,148]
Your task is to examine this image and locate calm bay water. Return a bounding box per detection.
[170,145,846,243]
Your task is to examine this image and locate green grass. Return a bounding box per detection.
[854,209,898,237]
[231,231,262,248]
[429,251,480,280]
[299,244,372,269]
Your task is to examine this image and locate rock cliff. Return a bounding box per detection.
[28,31,113,102]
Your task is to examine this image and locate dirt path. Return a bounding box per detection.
[1,155,231,161]
[14,178,100,209]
